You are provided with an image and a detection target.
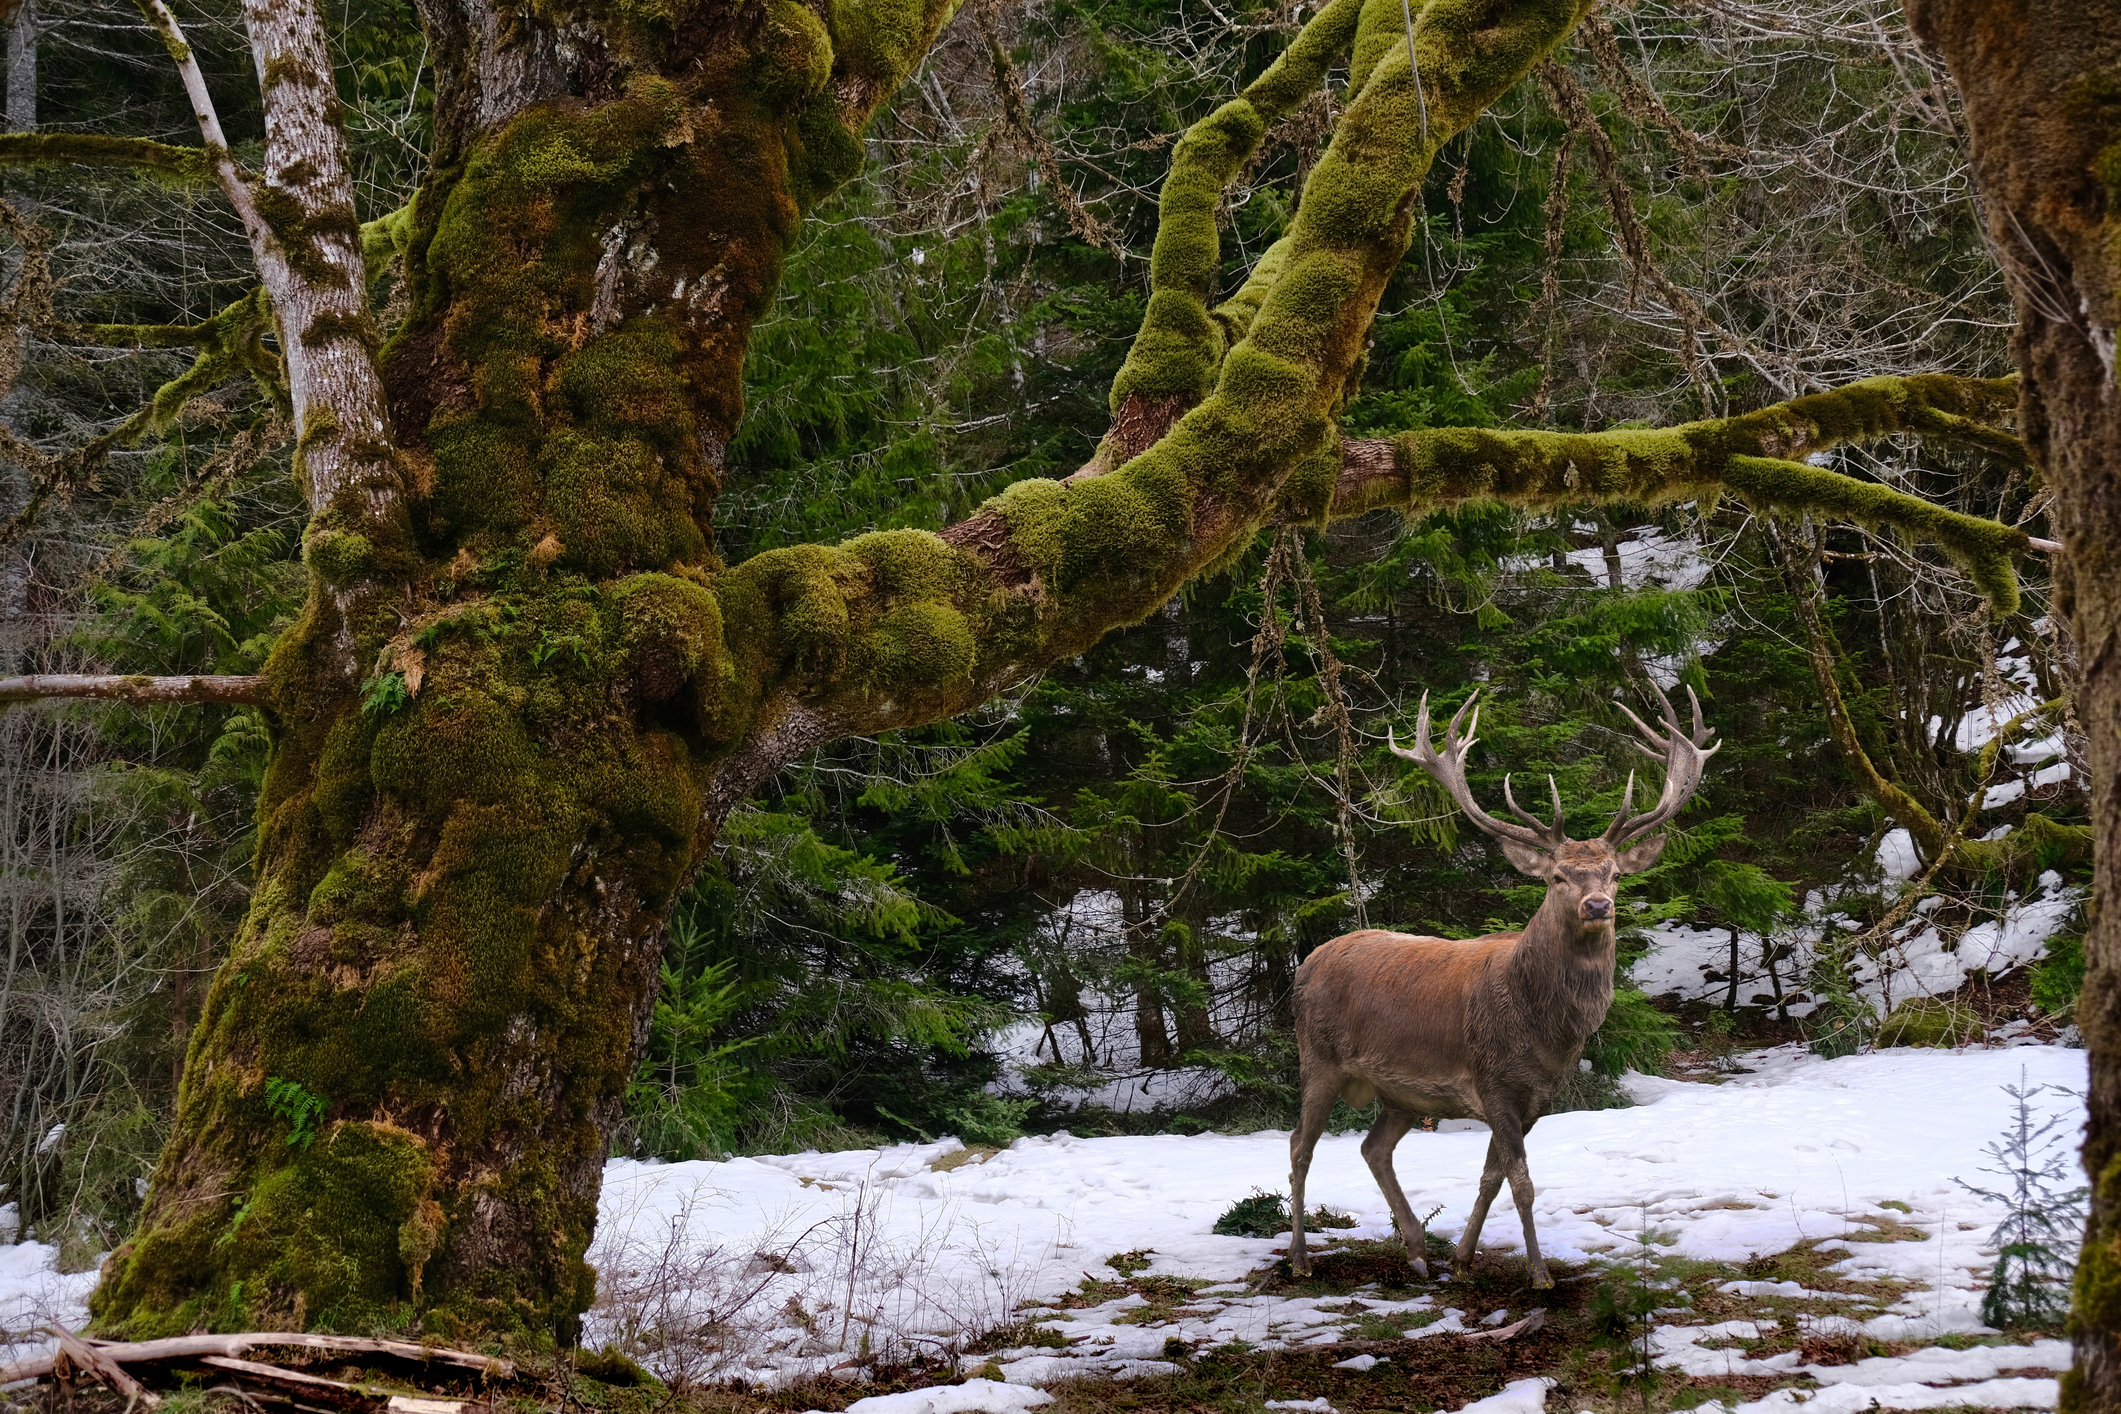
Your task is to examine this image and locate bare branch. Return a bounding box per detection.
[0,1331,511,1388]
[131,0,271,248]
[0,675,269,706]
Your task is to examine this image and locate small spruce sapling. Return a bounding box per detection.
[1954,1071,2086,1328]
[1590,1211,1666,1412]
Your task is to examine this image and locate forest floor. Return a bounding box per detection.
[0,1039,2083,1414]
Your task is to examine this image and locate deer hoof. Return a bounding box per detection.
[1528,1266,1554,1290]
[1409,1255,1430,1279]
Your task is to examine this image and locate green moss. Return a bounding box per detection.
[1721,455,2026,615]
[825,0,955,94]
[302,308,381,352]
[614,572,729,703]
[220,1119,435,1327]
[2066,1151,2121,1406]
[860,600,976,694]
[0,131,212,186]
[305,527,375,585]
[1875,997,1982,1049]
[750,0,835,105]
[1108,0,1366,412]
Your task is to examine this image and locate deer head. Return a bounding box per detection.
[1388,683,1720,927]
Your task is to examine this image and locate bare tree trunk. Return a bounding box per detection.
[1171,916,1214,1052]
[1900,4,2121,1406]
[6,0,31,133]
[1124,890,1172,1068]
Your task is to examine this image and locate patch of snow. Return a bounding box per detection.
[1456,1377,1556,1413]
[1803,1337,2069,1386]
[0,1047,2090,1397]
[0,1237,98,1368]
[816,1380,1054,1414]
[1877,830,1922,882]
[1694,1377,2058,1412]
[1331,1353,1388,1371]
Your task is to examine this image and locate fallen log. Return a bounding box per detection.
[1461,1309,1546,1342]
[197,1356,468,1414]
[0,1332,510,1390]
[46,1327,162,1410]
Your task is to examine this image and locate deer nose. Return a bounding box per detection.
[1582,895,1613,920]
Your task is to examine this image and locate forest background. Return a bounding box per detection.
[0,0,2085,1273]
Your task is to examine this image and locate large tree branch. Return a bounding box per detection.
[1090,0,1366,469]
[0,674,269,706]
[1326,373,2039,613]
[699,0,1596,807]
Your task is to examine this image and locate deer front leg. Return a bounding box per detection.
[1359,1107,1429,1278]
[1486,1109,1552,1289]
[1455,1136,1507,1273]
[1286,1069,1339,1276]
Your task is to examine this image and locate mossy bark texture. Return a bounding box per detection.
[85,0,2046,1346]
[1900,4,2121,1407]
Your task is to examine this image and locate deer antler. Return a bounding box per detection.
[1603,680,1721,845]
[1389,690,1569,853]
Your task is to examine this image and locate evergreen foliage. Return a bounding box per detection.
[1955,1075,2087,1329]
[1212,1189,1289,1238]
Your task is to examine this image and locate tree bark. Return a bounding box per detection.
[1898,4,2121,1406]
[6,0,32,133]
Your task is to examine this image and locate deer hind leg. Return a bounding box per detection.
[1359,1106,1429,1278]
[1287,1067,1342,1277]
[1455,1136,1508,1273]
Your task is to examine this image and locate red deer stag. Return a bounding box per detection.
[1287,684,1717,1286]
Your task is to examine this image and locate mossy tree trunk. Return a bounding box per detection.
[1900,3,2121,1406]
[58,0,2046,1344]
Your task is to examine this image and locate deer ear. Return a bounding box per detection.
[1614,833,1667,875]
[1498,837,1555,879]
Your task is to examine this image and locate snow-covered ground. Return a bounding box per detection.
[577,1045,2085,1387]
[1631,867,2079,1019]
[2,1044,2088,1413]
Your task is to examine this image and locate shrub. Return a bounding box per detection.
[2031,935,2084,1018]
[1213,1189,1289,1237]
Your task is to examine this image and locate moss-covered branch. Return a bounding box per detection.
[0,132,218,185]
[755,0,1594,751]
[1327,372,2034,613]
[1103,0,1366,423]
[73,287,286,437]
